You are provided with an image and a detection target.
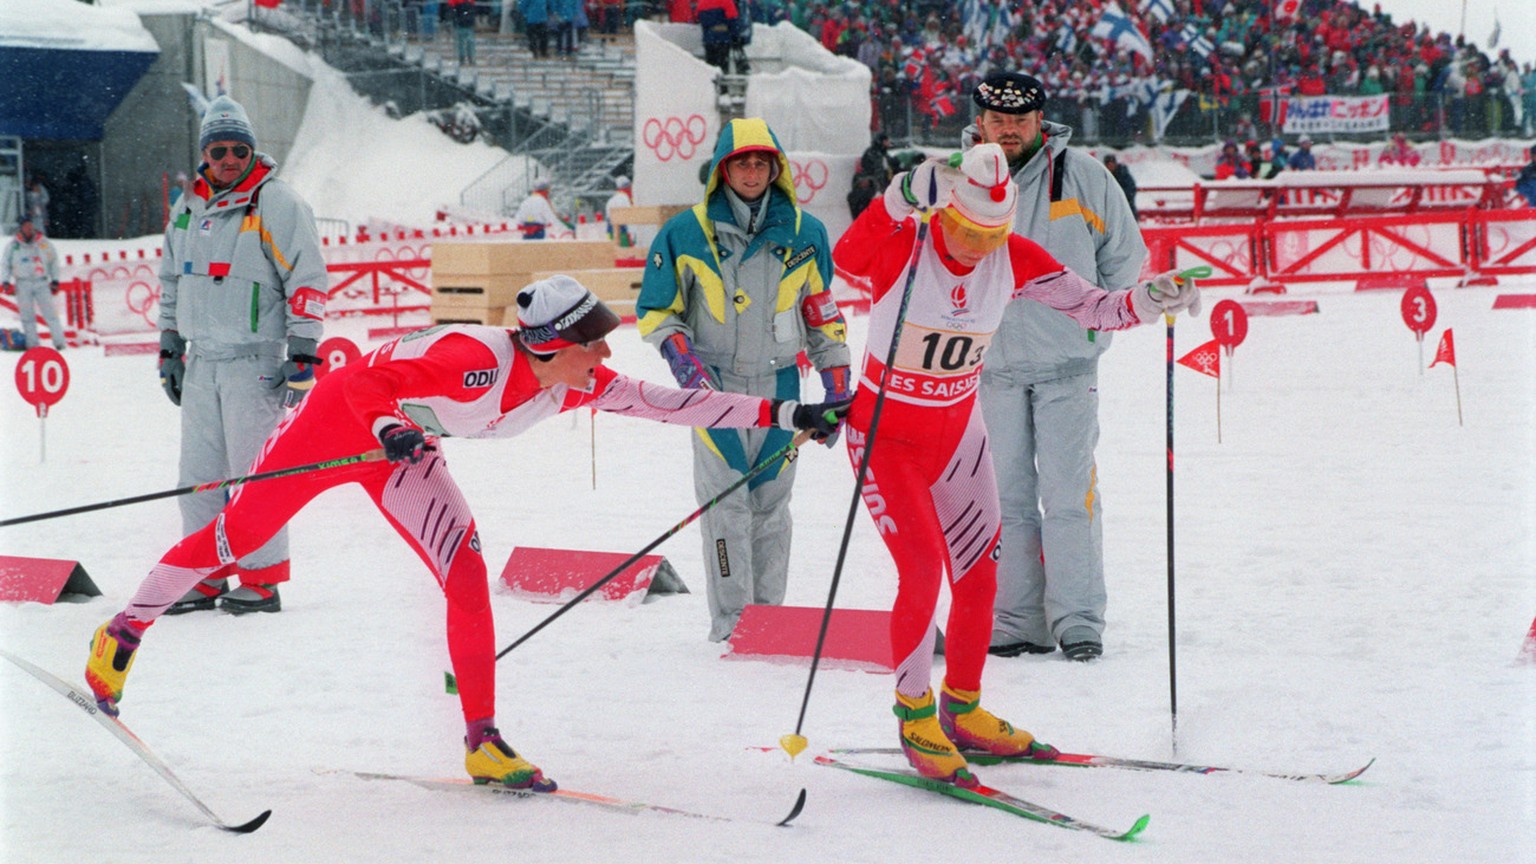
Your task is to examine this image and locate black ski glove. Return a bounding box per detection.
[379,424,428,464]
[158,330,187,407]
[774,398,853,442]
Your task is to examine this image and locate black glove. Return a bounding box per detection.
[774,398,853,442]
[158,330,187,407]
[379,424,427,464]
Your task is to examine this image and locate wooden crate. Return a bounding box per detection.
[429,303,511,326]
[429,278,525,310]
[530,267,645,314]
[608,204,691,228]
[431,239,617,275]
[430,240,619,327]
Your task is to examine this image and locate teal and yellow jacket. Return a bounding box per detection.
[636,118,848,385]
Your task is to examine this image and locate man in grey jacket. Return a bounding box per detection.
[157,94,328,615]
[1,216,65,349]
[970,73,1148,661]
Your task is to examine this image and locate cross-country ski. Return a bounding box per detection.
[825,746,1375,784]
[0,648,270,834]
[323,769,806,827]
[813,755,1150,841]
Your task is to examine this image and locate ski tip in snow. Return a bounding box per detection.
[776,788,807,827]
[1331,757,1376,784]
[222,810,273,834]
[1121,813,1151,842]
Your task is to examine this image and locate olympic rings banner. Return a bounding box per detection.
[641,114,710,163]
[56,235,439,340]
[632,22,868,245]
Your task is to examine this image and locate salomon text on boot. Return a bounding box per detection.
[894,689,977,787]
[85,613,148,716]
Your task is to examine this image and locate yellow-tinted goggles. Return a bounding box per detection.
[937,207,1011,258]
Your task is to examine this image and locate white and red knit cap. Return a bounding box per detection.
[516,275,620,354]
[946,143,1016,228]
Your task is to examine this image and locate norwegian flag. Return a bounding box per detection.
[930,94,957,118]
[1177,339,1222,378]
[254,0,281,8]
[902,50,926,80]
[1273,0,1301,22]
[1257,86,1291,126]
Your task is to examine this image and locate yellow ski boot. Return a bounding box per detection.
[465,726,556,791]
[894,689,978,787]
[938,683,1060,760]
[85,614,145,716]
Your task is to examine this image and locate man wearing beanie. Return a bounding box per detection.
[157,93,328,615]
[968,71,1150,663]
[833,142,1196,786]
[1,216,65,350]
[636,117,851,642]
[85,275,850,791]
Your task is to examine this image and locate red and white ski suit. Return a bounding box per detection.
[121,325,779,725]
[834,201,1144,698]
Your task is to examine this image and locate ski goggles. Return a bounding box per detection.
[936,207,1011,259]
[207,145,251,160]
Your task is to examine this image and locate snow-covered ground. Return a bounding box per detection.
[3,276,1533,862]
[4,8,1536,862]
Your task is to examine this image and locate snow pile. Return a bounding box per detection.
[281,64,523,228]
[0,0,158,52]
[2,284,1533,862]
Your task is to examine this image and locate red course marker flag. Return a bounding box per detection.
[1430,328,1456,368]
[1176,340,1221,379]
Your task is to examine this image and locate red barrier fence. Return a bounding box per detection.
[0,280,93,347]
[1141,209,1535,291]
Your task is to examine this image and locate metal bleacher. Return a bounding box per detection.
[255,2,637,221]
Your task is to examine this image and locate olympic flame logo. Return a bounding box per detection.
[642,114,708,162]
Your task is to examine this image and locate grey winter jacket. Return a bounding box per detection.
[158,155,327,360]
[981,120,1147,385]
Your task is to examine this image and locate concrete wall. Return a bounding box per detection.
[95,13,315,239]
[99,12,198,239]
[199,26,313,168]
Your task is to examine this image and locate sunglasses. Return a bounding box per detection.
[937,207,1011,258]
[207,145,251,161]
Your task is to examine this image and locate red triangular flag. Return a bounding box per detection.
[1177,339,1221,379]
[1430,328,1456,368]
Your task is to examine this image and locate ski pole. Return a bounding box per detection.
[1161,266,1206,753]
[1165,302,1179,752]
[0,450,386,528]
[494,429,814,662]
[781,208,935,760]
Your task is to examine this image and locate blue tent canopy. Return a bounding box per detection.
[0,46,158,140]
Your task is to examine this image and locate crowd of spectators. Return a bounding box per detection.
[357,2,1534,145]
[721,0,1536,145]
